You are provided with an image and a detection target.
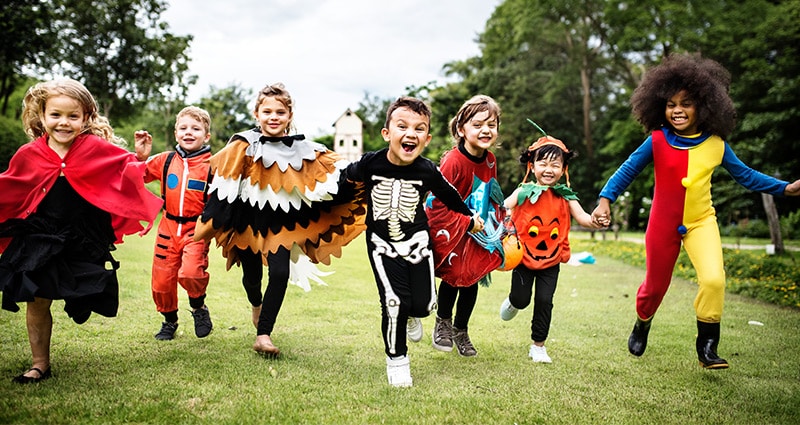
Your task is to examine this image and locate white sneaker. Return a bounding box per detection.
[407,317,423,343]
[529,344,552,363]
[386,355,413,387]
[500,298,518,321]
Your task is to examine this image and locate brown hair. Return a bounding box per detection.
[383,96,431,129]
[254,82,294,134]
[449,94,501,144]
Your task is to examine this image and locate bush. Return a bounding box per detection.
[782,210,800,240]
[0,116,26,171]
[573,238,800,309]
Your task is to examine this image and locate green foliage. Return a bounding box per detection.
[0,116,25,171]
[782,210,800,240]
[196,84,255,153]
[0,0,58,115]
[354,92,392,152]
[52,0,194,119]
[576,237,800,309]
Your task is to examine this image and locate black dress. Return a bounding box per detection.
[0,176,119,323]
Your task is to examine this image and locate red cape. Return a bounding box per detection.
[0,134,163,251]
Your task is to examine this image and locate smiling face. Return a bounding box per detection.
[665,90,699,136]
[458,110,498,157]
[532,150,565,187]
[255,96,292,137]
[174,115,210,152]
[42,94,87,156]
[382,106,432,166]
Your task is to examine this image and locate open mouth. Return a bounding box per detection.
[401,142,416,153]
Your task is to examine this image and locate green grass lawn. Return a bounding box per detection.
[1,222,799,424]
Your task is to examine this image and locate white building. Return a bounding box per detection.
[333,108,363,162]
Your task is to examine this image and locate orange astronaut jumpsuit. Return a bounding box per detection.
[144,146,211,313]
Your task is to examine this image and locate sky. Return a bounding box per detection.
[162,0,501,138]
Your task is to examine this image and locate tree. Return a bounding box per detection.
[197,84,254,153]
[0,0,58,115]
[354,92,392,152]
[50,0,194,120]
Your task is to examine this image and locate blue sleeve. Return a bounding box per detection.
[598,137,654,202]
[721,144,787,196]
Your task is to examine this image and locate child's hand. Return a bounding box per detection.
[785,179,800,196]
[591,198,611,226]
[134,130,152,161]
[593,214,611,228]
[469,214,485,233]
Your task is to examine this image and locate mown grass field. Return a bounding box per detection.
[1,222,799,424]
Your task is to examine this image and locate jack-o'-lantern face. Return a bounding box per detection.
[512,190,570,266]
[520,215,562,261]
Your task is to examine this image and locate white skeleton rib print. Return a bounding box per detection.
[370,175,422,240]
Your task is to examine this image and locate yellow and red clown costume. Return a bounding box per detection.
[144,146,212,314]
[600,128,789,324]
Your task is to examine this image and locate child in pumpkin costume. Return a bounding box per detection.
[591,54,800,369]
[499,135,605,363]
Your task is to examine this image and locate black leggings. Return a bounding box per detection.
[508,264,560,343]
[436,281,478,330]
[238,246,290,336]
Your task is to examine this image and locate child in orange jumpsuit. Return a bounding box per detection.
[138,106,213,340]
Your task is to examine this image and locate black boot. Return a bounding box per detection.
[696,321,729,369]
[628,317,652,356]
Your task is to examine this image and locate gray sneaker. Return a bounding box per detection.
[431,316,453,352]
[452,327,477,357]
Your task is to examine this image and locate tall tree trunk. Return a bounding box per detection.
[581,59,593,160]
[761,193,784,254]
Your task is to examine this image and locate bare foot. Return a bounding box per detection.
[253,334,280,356]
[251,304,262,329]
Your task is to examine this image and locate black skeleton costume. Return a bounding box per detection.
[344,149,473,357]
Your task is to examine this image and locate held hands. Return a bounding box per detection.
[469,214,485,234]
[785,179,800,196]
[590,198,612,228]
[134,130,153,161]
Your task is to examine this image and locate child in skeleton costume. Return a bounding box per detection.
[499,134,603,364]
[140,106,214,341]
[195,83,366,356]
[343,97,484,387]
[591,54,800,369]
[425,95,506,357]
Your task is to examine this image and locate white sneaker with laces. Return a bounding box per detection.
[386,355,413,387]
[500,297,518,321]
[407,317,423,343]
[529,344,552,363]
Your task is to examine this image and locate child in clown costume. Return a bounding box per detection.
[139,106,214,341]
[591,54,800,369]
[425,95,506,357]
[499,134,605,363]
[195,83,366,356]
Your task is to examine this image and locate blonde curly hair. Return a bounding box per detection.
[21,78,125,146]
